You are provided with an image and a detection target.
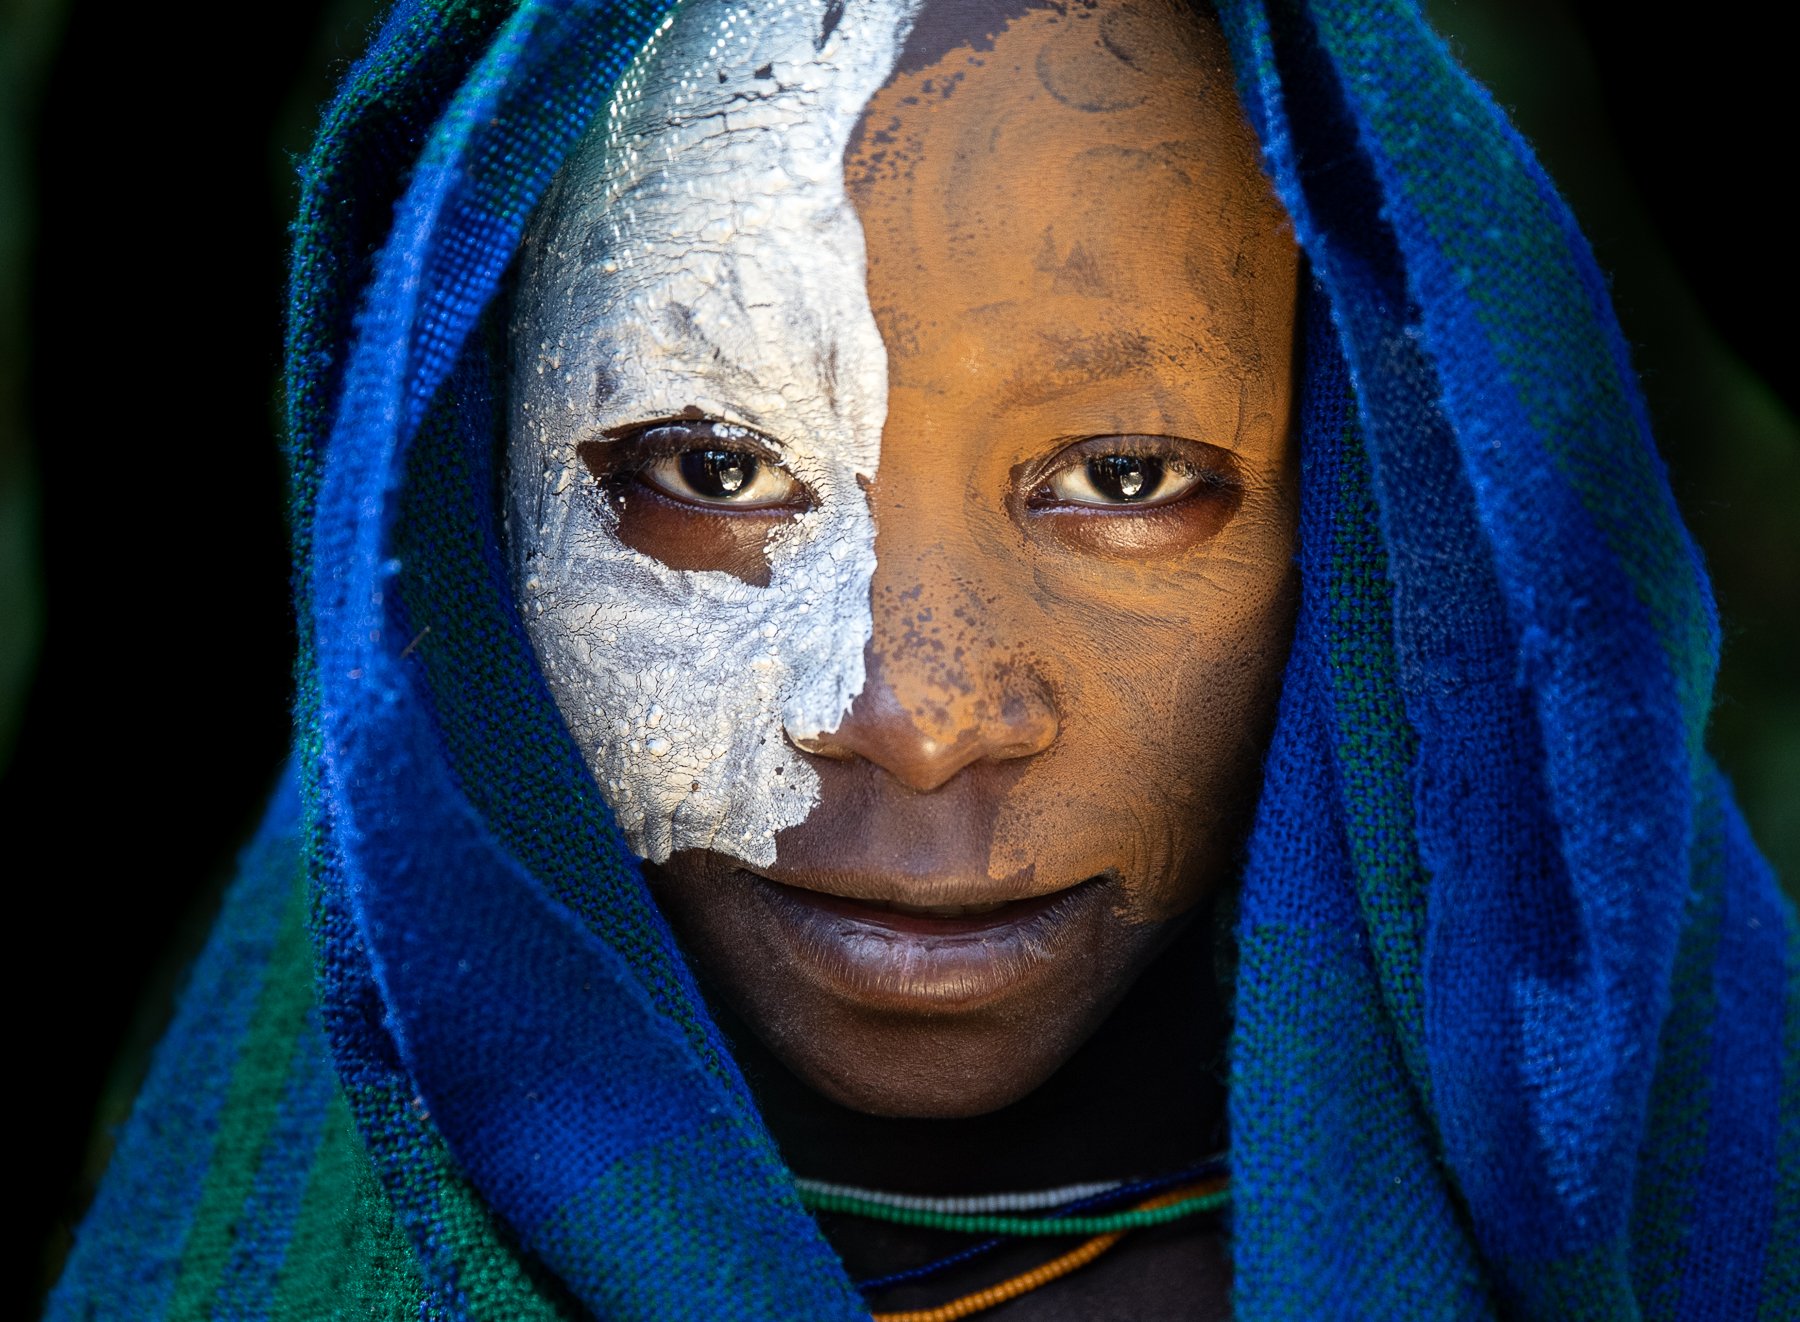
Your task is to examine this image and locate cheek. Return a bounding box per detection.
[983,507,1297,917]
[516,558,808,867]
[511,458,882,867]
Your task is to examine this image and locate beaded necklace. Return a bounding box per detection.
[797,1157,1230,1319]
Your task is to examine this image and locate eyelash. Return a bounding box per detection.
[581,420,810,508]
[1026,436,1237,510]
[595,420,784,474]
[581,422,1233,513]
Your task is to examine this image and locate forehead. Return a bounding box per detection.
[516,0,913,449]
[521,0,1285,439]
[846,0,1285,385]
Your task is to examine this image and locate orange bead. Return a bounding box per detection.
[869,1183,1219,1322]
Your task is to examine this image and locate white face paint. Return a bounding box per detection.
[507,0,919,867]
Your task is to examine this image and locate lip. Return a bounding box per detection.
[745,871,1107,1010]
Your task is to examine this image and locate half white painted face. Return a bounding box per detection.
[507,0,919,866]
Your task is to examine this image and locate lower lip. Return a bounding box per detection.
[751,875,1100,1009]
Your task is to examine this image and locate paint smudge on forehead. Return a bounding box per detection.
[888,0,1055,73]
[844,0,1270,396]
[507,0,922,867]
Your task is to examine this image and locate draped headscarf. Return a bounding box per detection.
[50,1,1798,1317]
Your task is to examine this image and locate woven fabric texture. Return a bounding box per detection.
[49,0,1798,1317]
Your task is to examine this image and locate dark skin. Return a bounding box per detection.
[713,914,1239,1317]
[603,0,1298,1310]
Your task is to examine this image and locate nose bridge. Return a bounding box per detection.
[792,538,1058,792]
[877,548,993,739]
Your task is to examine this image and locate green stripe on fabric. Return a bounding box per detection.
[339,1074,575,1319]
[1232,923,1492,1318]
[268,1088,422,1319]
[45,782,306,1321]
[164,873,318,1314]
[1309,1,1714,737]
[1324,418,1430,1097]
[420,1143,576,1320]
[210,1016,339,1315]
[1501,1239,1641,1322]
[1628,808,1723,1319]
[535,1119,867,1321]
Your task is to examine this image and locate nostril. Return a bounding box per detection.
[997,691,1059,760]
[783,636,1060,790]
[783,691,1056,793]
[785,727,856,760]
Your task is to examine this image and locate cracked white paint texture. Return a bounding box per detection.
[507,0,919,866]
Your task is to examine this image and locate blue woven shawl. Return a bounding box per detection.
[50,0,1798,1317]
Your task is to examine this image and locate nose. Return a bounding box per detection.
[788,575,1058,793]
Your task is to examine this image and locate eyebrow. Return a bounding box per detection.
[992,328,1157,410]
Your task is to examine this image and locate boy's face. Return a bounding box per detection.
[509,0,1298,1115]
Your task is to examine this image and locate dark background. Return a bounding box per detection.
[3,0,1795,1311]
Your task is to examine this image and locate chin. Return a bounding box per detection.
[752,997,1106,1119]
[647,852,1193,1116]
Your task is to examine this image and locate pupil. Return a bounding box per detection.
[680,448,754,498]
[1089,454,1160,502]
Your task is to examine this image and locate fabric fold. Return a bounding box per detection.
[49,1,1798,1317]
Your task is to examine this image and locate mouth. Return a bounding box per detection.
[743,870,1109,1010]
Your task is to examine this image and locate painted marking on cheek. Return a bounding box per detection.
[506,0,921,867]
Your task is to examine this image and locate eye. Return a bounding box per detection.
[1030,438,1220,511]
[594,422,807,511]
[641,446,802,507]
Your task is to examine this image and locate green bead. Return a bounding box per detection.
[798,1186,1230,1237]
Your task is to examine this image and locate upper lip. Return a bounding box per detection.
[734,861,1083,914]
